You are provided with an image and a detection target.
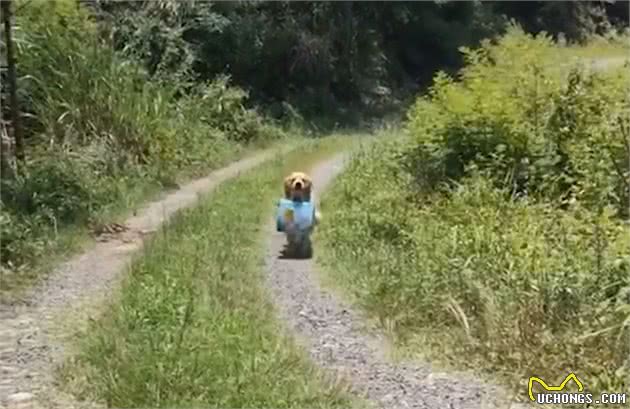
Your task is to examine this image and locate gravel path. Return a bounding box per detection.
[0,149,280,409]
[1,147,534,409]
[264,154,531,409]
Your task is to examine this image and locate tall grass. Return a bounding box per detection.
[1,0,285,296]
[559,28,630,60]
[316,27,630,405]
[59,137,356,408]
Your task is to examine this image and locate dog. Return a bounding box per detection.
[279,171,322,258]
[283,171,321,224]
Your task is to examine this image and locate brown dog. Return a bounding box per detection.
[284,171,312,201]
[283,171,321,224]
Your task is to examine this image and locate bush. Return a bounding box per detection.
[405,25,629,217]
[319,138,630,395]
[0,0,284,280]
[2,148,108,222]
[317,28,630,397]
[191,75,283,144]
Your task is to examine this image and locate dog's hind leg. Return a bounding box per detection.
[303,236,313,259]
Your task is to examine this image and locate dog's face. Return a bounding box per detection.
[284,171,312,202]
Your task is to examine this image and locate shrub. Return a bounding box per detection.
[319,138,630,394]
[405,25,630,217]
[318,27,630,396]
[0,0,284,279]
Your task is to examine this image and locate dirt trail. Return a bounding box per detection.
[264,154,531,409]
[587,56,628,71]
[0,148,282,409]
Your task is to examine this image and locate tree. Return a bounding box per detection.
[1,0,24,175]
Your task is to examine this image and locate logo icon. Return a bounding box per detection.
[528,373,584,401]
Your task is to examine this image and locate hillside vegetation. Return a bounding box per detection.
[317,26,630,399]
[2,0,629,297]
[1,0,629,407]
[0,0,286,296]
[88,1,630,122]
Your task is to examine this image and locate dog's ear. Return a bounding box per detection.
[284,175,293,198]
[303,175,313,201]
[302,173,312,185]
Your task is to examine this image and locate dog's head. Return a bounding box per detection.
[284,171,312,202]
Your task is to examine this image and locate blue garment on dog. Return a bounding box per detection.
[276,198,315,232]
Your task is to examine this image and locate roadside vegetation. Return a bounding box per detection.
[0,0,287,298]
[2,0,628,298]
[316,26,630,403]
[0,0,628,407]
[60,137,358,408]
[561,33,630,59]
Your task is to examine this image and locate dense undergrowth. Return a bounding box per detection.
[317,27,630,404]
[0,0,286,295]
[60,137,356,408]
[77,1,630,127]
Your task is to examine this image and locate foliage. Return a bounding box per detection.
[405,25,630,217]
[0,0,284,288]
[316,28,630,400]
[89,0,510,120]
[83,0,629,123]
[319,140,630,400]
[491,1,616,42]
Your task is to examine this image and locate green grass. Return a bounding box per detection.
[561,32,630,59]
[316,134,630,407]
[0,139,286,303]
[316,32,630,407]
[1,0,290,301]
[478,28,630,75]
[59,136,359,408]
